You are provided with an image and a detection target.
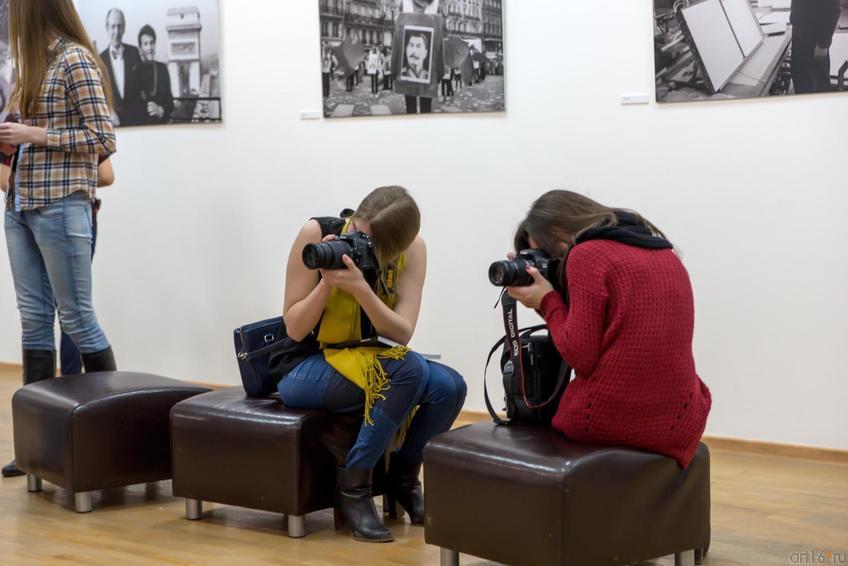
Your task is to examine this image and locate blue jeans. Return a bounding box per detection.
[59,203,98,375]
[279,352,467,470]
[5,192,110,353]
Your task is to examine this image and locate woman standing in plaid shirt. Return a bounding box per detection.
[0,0,117,478]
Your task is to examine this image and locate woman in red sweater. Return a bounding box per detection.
[507,191,711,468]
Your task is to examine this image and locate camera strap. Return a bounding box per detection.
[483,296,524,425]
[501,294,523,409]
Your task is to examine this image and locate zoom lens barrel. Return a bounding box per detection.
[302,240,352,270]
[488,259,533,287]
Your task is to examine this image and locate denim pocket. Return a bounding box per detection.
[62,196,93,243]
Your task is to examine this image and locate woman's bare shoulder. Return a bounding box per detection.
[408,235,426,255]
[297,219,323,242]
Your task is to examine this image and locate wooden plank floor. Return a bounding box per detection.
[0,366,846,565]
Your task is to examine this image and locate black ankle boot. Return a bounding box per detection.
[5,351,56,478]
[2,460,24,478]
[335,467,394,543]
[82,347,117,373]
[387,453,425,525]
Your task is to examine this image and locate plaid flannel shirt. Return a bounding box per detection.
[11,37,116,211]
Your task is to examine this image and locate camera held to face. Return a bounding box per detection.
[488,249,560,288]
[302,232,380,273]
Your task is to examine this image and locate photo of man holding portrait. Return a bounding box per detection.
[318,0,505,118]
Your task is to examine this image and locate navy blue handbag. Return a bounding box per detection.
[234,316,317,397]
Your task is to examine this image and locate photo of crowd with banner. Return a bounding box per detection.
[319,0,505,118]
[77,0,222,127]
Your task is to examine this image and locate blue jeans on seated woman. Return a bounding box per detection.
[279,352,467,471]
[4,192,110,354]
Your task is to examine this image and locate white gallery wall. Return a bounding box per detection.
[1,0,846,450]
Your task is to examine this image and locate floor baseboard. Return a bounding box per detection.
[701,435,848,464]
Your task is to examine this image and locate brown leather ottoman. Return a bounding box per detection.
[424,423,710,566]
[170,387,388,538]
[12,372,211,513]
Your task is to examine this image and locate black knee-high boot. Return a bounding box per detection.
[335,467,394,543]
[2,350,56,478]
[82,347,117,373]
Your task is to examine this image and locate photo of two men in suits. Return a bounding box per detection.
[100,8,173,127]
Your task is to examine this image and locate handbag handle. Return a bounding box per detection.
[236,329,293,361]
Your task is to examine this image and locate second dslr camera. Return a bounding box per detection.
[302,232,379,273]
[489,249,560,288]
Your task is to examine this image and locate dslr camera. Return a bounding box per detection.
[489,249,559,288]
[302,232,379,273]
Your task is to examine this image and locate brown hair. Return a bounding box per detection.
[354,186,421,265]
[515,190,666,257]
[9,0,113,118]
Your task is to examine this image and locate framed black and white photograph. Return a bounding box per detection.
[0,0,11,122]
[319,0,506,118]
[77,0,222,127]
[654,0,848,103]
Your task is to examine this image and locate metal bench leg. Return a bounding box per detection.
[440,548,459,566]
[185,498,203,520]
[287,514,306,538]
[74,492,93,513]
[675,550,695,566]
[26,475,42,493]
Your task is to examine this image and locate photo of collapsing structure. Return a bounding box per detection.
[654,0,848,103]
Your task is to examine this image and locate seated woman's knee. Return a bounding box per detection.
[453,369,468,404]
[390,351,430,388]
[428,362,468,405]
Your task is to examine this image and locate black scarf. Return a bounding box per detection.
[574,211,673,250]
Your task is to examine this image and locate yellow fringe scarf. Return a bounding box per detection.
[317,220,409,425]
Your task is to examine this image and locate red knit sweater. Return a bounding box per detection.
[540,240,711,468]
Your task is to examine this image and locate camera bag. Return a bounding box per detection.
[484,295,571,425]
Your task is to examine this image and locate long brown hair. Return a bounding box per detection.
[354,186,421,266]
[515,190,667,257]
[8,0,113,118]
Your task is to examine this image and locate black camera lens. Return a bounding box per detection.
[302,240,351,270]
[489,259,533,287]
[302,244,324,270]
[488,261,511,286]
